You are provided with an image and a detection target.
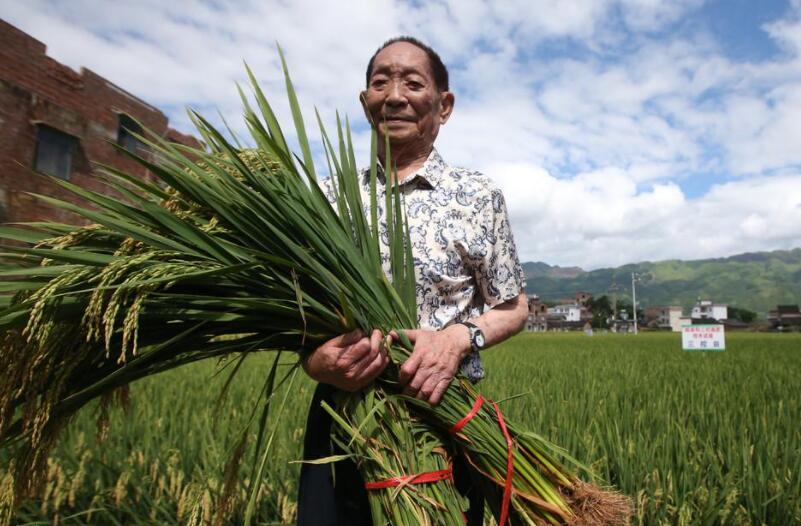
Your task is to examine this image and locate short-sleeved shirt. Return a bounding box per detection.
[322,148,525,381]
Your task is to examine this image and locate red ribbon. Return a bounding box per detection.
[448,395,514,526]
[364,466,453,490]
[448,394,485,434]
[491,400,514,526]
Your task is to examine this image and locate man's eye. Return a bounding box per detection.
[371,78,387,88]
[407,81,423,90]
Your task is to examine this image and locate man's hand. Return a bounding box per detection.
[398,325,471,406]
[302,329,389,391]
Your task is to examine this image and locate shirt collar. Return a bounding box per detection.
[366,148,448,189]
[411,148,448,188]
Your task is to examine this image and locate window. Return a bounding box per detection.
[34,124,77,179]
[117,113,146,154]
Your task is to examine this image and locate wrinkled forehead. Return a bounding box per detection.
[370,42,435,80]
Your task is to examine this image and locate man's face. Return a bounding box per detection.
[361,42,454,150]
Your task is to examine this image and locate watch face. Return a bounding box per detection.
[475,332,485,348]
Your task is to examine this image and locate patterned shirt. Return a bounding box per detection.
[323,148,525,381]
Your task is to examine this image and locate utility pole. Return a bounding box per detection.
[606,281,622,331]
[609,282,620,319]
[631,272,639,334]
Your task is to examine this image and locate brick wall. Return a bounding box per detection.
[0,19,201,225]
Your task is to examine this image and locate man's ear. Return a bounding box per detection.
[439,91,455,125]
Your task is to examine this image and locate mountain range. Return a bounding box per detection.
[523,248,801,315]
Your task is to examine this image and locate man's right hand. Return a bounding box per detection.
[301,329,389,391]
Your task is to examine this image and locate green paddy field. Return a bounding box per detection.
[5,332,800,525]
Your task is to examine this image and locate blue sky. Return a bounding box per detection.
[701,0,787,61]
[3,0,801,269]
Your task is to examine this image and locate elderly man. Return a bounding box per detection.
[298,36,529,526]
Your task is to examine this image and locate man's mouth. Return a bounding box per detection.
[383,116,413,122]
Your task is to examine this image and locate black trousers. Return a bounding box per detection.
[297,383,485,526]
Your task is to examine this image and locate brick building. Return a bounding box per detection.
[0,19,200,225]
[525,294,548,331]
[574,291,592,306]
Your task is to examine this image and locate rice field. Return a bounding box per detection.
[4,332,800,525]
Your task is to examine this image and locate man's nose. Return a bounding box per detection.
[386,80,407,106]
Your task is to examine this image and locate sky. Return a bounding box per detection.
[3,0,801,269]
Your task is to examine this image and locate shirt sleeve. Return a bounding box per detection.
[319,177,337,205]
[472,185,526,307]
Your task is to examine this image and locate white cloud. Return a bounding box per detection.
[3,0,801,269]
[618,0,705,32]
[766,1,801,54]
[487,162,801,268]
[719,85,801,174]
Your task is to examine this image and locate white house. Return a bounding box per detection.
[547,304,582,322]
[691,300,728,321]
[667,307,684,332]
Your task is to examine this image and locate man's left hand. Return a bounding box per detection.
[398,325,470,406]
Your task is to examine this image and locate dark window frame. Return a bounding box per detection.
[33,124,77,180]
[117,113,147,154]
[0,188,7,223]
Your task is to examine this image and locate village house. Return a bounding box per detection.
[526,294,588,331]
[574,291,593,306]
[526,292,595,332]
[546,298,593,330]
[0,20,200,226]
[768,305,801,331]
[645,305,684,332]
[691,299,728,321]
[525,294,548,332]
[548,304,582,322]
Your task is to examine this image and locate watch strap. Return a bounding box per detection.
[458,321,483,352]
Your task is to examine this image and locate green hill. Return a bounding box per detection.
[523,248,801,316]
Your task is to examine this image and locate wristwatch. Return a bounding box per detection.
[459,321,485,352]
